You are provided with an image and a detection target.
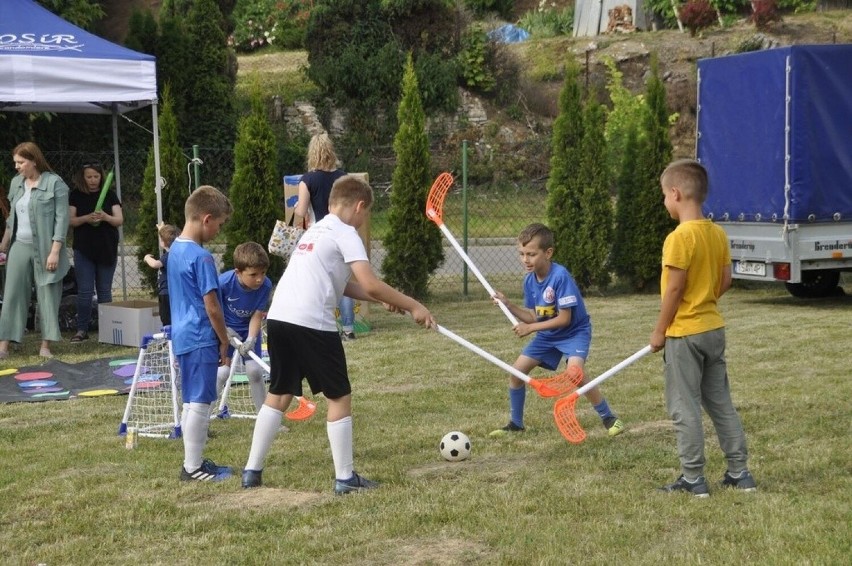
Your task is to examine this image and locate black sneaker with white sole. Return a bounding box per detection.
[721,470,757,492]
[658,474,710,498]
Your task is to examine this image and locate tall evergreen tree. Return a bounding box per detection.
[124,9,158,55]
[183,0,236,148]
[546,60,585,275]
[134,87,190,292]
[223,86,285,281]
[629,55,676,291]
[155,14,192,136]
[381,54,443,299]
[610,123,646,288]
[574,96,612,291]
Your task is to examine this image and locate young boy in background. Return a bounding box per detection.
[492,223,624,438]
[143,223,178,328]
[241,175,436,494]
[651,159,755,497]
[216,241,272,414]
[168,185,233,482]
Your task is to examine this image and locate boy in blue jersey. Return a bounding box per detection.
[492,223,624,438]
[216,241,273,413]
[168,185,233,482]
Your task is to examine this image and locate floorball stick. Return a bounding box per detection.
[426,172,519,326]
[228,336,317,421]
[553,345,653,444]
[436,324,580,398]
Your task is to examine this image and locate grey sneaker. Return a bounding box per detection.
[721,470,757,492]
[658,475,710,498]
[334,472,379,495]
[340,331,356,342]
[241,469,263,489]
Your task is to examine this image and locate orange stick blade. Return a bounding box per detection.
[285,396,317,421]
[537,366,583,397]
[553,393,586,444]
[425,172,455,224]
[528,378,561,398]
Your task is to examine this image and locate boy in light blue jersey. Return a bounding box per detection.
[216,241,273,412]
[168,185,233,482]
[492,223,624,438]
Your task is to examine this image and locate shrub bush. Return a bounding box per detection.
[751,0,782,31]
[679,0,718,36]
[518,2,574,38]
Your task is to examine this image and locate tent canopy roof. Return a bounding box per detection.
[0,0,157,114]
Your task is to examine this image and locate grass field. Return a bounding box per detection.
[0,282,850,565]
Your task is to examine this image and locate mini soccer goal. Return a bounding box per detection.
[214,351,264,420]
[118,330,182,439]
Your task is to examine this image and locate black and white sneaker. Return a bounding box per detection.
[658,475,710,498]
[180,459,233,482]
[721,470,757,492]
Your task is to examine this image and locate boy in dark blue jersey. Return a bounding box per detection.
[168,185,233,482]
[491,223,624,438]
[216,241,273,413]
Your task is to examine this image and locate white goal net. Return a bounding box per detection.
[118,333,182,439]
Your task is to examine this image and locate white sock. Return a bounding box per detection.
[182,402,210,472]
[327,416,354,480]
[215,364,230,400]
[246,361,267,412]
[245,405,283,471]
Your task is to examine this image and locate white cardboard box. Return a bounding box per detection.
[98,300,162,347]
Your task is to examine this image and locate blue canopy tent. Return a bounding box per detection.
[0,0,164,298]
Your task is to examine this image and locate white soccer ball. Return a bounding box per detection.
[439,431,471,462]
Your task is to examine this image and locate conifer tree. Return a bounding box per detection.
[610,123,645,288]
[124,9,158,55]
[546,60,584,275]
[182,0,236,148]
[629,55,676,290]
[574,96,612,291]
[135,87,190,292]
[223,86,285,281]
[381,54,443,299]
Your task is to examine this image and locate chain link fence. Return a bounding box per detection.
[44,139,547,302]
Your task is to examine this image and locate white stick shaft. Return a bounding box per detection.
[231,336,312,404]
[574,346,653,396]
[437,223,519,326]
[437,324,532,385]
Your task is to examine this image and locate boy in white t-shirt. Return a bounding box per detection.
[241,175,436,494]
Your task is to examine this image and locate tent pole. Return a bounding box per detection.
[112,107,128,301]
[152,100,164,229]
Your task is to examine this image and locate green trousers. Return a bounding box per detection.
[0,241,62,343]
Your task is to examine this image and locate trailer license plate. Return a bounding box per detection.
[734,261,766,277]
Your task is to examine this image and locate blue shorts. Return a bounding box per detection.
[522,329,591,371]
[177,347,219,404]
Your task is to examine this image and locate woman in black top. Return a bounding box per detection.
[68,160,123,342]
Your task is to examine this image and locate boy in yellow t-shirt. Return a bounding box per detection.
[650,159,756,497]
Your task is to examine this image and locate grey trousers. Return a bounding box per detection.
[0,241,62,343]
[664,328,749,478]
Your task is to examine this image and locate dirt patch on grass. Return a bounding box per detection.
[212,487,326,510]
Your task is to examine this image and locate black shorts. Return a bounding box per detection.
[266,319,350,400]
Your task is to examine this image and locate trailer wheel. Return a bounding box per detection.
[785,270,841,298]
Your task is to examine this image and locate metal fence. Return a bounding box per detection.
[44,141,547,302]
